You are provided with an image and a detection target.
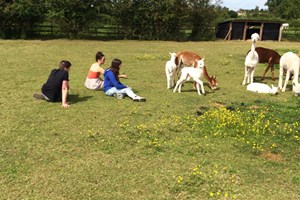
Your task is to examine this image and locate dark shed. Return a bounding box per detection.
[216,20,285,41]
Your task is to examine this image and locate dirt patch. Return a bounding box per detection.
[210,101,225,107]
[249,105,260,110]
[260,152,284,162]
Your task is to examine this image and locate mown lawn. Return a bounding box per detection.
[0,39,299,199]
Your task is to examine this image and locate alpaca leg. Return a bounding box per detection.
[194,79,205,95]
[282,72,290,92]
[250,68,255,84]
[173,78,184,93]
[169,72,175,88]
[178,80,185,93]
[262,63,271,80]
[196,83,201,95]
[171,74,176,88]
[270,64,275,81]
[173,80,180,93]
[167,75,170,89]
[278,66,284,90]
[242,67,248,85]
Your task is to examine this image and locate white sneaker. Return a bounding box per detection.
[133,96,146,102]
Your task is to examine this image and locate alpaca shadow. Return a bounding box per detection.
[68,94,93,104]
[180,89,215,95]
[257,76,278,81]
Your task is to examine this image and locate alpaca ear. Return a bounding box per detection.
[271,84,274,88]
[202,58,205,61]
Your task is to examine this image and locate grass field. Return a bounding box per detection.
[0,39,299,199]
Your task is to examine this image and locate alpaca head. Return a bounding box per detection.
[293,82,300,96]
[195,58,205,68]
[270,84,278,95]
[251,33,260,42]
[169,52,177,60]
[210,75,218,90]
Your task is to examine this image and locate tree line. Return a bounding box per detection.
[0,0,299,40]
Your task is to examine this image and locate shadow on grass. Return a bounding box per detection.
[69,94,93,104]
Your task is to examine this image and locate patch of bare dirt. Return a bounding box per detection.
[260,152,284,162]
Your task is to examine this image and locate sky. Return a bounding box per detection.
[221,0,268,11]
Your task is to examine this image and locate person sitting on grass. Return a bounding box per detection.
[84,51,128,90]
[33,60,72,108]
[103,58,146,102]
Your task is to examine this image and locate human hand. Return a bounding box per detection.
[62,102,70,108]
[121,74,128,79]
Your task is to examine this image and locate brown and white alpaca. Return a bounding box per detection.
[175,51,217,90]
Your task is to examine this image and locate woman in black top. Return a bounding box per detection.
[34,60,72,108]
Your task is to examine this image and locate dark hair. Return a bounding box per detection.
[58,60,72,70]
[110,58,122,80]
[95,51,105,61]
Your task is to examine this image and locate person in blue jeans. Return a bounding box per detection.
[103,58,146,102]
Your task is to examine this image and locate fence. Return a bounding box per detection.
[3,24,300,41]
[282,27,300,41]
[34,24,124,39]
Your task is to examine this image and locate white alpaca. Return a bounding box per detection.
[242,33,260,85]
[293,82,300,96]
[278,52,300,92]
[165,52,177,89]
[173,58,205,95]
[247,83,278,94]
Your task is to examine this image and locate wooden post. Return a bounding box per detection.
[243,22,248,40]
[259,22,264,41]
[224,22,232,40]
[229,22,232,40]
[278,25,283,41]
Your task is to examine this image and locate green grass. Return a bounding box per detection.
[0,39,299,199]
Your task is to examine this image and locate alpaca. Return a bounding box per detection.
[278,52,300,92]
[165,52,177,89]
[173,58,205,95]
[247,83,278,94]
[242,33,260,85]
[175,51,217,90]
[253,47,281,80]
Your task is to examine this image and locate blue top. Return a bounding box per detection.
[103,69,127,92]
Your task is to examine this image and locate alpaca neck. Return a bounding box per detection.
[250,40,256,53]
[203,66,211,82]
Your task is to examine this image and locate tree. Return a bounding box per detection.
[46,0,111,38]
[188,0,220,40]
[266,0,300,19]
[228,10,238,18]
[113,0,188,40]
[0,0,46,38]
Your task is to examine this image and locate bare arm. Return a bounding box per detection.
[61,80,70,108]
[118,74,128,79]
